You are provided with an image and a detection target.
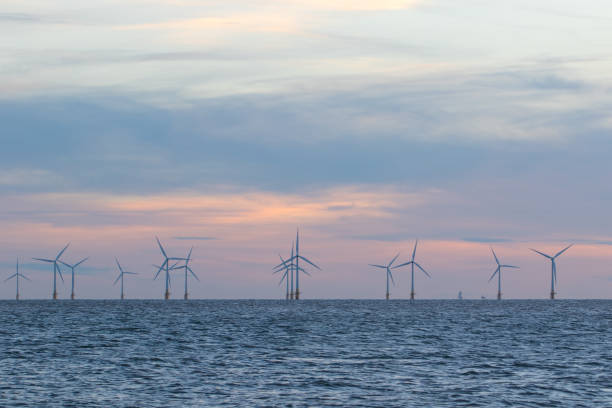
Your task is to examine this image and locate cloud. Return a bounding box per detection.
[462,238,513,243]
[288,0,424,11]
[174,236,216,240]
[116,14,298,34]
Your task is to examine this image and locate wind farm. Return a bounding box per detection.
[0,237,594,300]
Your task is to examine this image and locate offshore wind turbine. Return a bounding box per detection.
[274,230,320,300]
[114,258,137,300]
[174,247,199,300]
[33,243,69,299]
[153,237,186,300]
[369,253,400,300]
[488,247,519,300]
[274,249,309,300]
[393,240,431,300]
[5,258,31,300]
[60,257,88,300]
[530,244,573,300]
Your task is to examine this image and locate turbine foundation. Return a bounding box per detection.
[385,292,389,300]
[497,292,501,300]
[165,290,170,300]
[184,292,188,300]
[16,293,19,301]
[53,291,58,300]
[290,291,294,300]
[121,294,124,300]
[71,292,75,300]
[410,291,415,300]
[295,290,300,300]
[550,291,555,300]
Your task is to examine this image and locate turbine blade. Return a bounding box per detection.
[153,260,167,280]
[415,262,431,278]
[56,263,64,283]
[187,266,199,281]
[298,255,321,270]
[412,240,418,261]
[56,243,70,261]
[388,252,400,268]
[501,265,519,269]
[530,248,552,259]
[115,258,124,273]
[273,255,296,270]
[369,264,387,269]
[4,273,17,282]
[113,274,121,285]
[186,247,193,263]
[74,257,88,267]
[554,244,573,259]
[392,261,411,269]
[20,274,31,282]
[59,260,71,268]
[302,269,312,277]
[491,247,500,265]
[278,273,286,286]
[33,258,53,262]
[488,267,499,282]
[124,271,138,275]
[156,236,167,258]
[388,269,396,286]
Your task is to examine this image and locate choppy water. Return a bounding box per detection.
[0,300,610,407]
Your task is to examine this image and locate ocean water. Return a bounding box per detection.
[0,300,610,407]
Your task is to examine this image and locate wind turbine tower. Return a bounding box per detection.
[114,258,137,299]
[33,243,69,299]
[530,244,573,299]
[488,247,519,300]
[369,253,400,300]
[5,258,31,300]
[393,240,431,300]
[60,257,88,300]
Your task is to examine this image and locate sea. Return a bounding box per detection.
[0,300,610,407]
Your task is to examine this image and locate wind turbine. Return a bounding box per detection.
[60,257,88,300]
[530,244,573,299]
[274,250,309,300]
[33,243,69,299]
[174,247,199,300]
[114,258,137,300]
[393,240,431,300]
[488,247,519,300]
[153,237,186,300]
[274,230,320,300]
[369,253,400,300]
[5,258,31,300]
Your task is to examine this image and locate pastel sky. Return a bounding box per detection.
[1,0,612,299]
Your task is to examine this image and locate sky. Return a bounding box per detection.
[1,0,612,299]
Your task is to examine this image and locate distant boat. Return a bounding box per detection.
[458,291,463,300]
[481,296,486,299]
